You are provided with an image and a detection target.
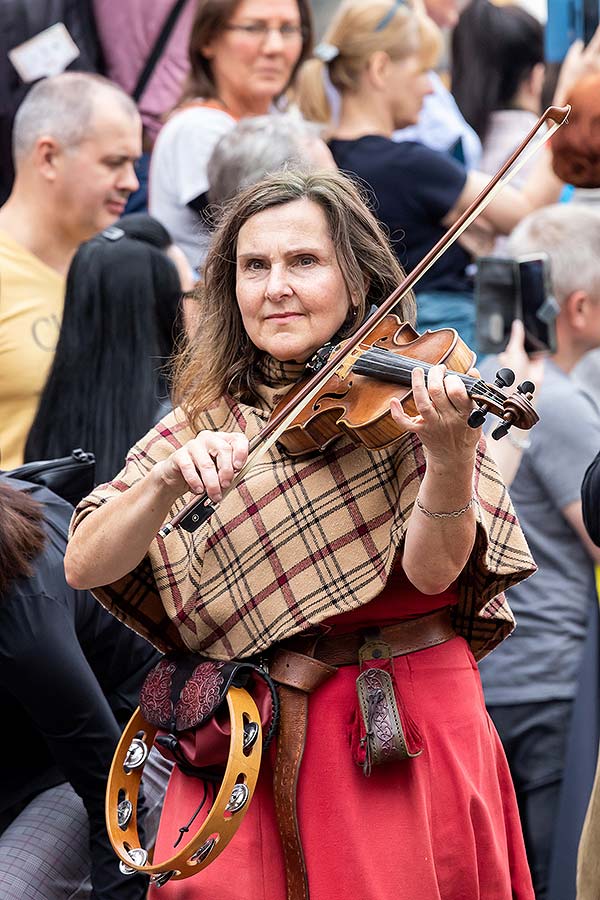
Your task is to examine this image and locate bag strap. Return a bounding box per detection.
[132,0,189,103]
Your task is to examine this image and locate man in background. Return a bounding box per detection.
[0,72,141,469]
[480,204,600,900]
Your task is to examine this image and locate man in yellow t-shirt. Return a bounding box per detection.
[0,235,64,469]
[0,72,142,469]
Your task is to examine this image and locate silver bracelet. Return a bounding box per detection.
[415,495,476,519]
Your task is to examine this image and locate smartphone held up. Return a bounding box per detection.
[475,254,559,357]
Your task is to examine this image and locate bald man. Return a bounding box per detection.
[0,72,141,469]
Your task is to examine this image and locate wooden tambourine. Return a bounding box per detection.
[105,686,262,888]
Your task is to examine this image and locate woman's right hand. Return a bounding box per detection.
[154,431,249,502]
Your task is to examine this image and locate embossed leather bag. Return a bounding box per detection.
[350,632,423,776]
[139,654,279,777]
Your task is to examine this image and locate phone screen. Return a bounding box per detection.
[517,255,558,355]
[474,257,518,355]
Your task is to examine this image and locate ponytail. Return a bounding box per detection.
[296,57,334,124]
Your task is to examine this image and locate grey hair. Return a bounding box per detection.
[207,114,326,206]
[12,72,138,163]
[507,203,600,306]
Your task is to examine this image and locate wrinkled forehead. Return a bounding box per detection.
[236,197,333,252]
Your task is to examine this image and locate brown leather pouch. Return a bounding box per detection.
[353,633,423,776]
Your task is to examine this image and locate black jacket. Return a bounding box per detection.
[0,477,159,899]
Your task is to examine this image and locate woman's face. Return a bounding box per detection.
[387,54,433,129]
[202,0,304,115]
[236,198,354,362]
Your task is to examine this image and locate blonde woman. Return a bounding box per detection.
[296,0,570,351]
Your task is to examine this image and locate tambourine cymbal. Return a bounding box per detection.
[105,685,262,886]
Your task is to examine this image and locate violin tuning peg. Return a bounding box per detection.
[517,380,535,396]
[495,368,515,389]
[468,408,487,429]
[491,422,511,441]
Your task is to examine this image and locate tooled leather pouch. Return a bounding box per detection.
[139,655,279,777]
[352,632,423,776]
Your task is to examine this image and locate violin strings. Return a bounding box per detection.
[353,348,506,407]
[360,347,476,387]
[353,348,506,404]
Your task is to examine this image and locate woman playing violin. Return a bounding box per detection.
[66,170,537,899]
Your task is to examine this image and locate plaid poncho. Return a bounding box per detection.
[71,360,536,662]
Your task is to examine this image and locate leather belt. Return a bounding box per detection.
[315,605,455,666]
[270,606,455,900]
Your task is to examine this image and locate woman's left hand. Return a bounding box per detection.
[389,364,480,466]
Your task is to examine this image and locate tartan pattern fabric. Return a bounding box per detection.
[71,371,536,662]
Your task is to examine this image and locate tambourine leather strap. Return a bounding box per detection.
[105,686,262,883]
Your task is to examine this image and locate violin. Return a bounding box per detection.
[273,314,537,456]
[159,105,569,538]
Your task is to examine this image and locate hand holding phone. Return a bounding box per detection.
[475,257,516,356]
[497,320,546,394]
[475,254,558,356]
[517,254,559,355]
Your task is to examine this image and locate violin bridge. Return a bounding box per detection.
[336,346,367,380]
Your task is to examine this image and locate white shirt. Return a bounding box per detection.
[149,105,235,270]
[393,72,482,170]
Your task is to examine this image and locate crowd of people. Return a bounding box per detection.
[2,1,600,899]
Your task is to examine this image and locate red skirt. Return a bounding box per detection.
[149,574,534,899]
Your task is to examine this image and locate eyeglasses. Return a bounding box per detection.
[223,22,305,41]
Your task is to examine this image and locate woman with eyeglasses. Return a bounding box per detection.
[296,0,589,353]
[149,0,313,272]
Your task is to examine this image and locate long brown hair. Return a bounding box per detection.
[173,168,414,430]
[296,0,441,123]
[179,0,314,104]
[0,483,46,595]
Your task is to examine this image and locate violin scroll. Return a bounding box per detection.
[468,368,539,439]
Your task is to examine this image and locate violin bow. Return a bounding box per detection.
[160,105,570,538]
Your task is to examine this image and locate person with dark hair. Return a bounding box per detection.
[0,476,169,899]
[452,0,544,152]
[67,169,537,899]
[25,214,188,485]
[451,0,547,240]
[149,0,314,271]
